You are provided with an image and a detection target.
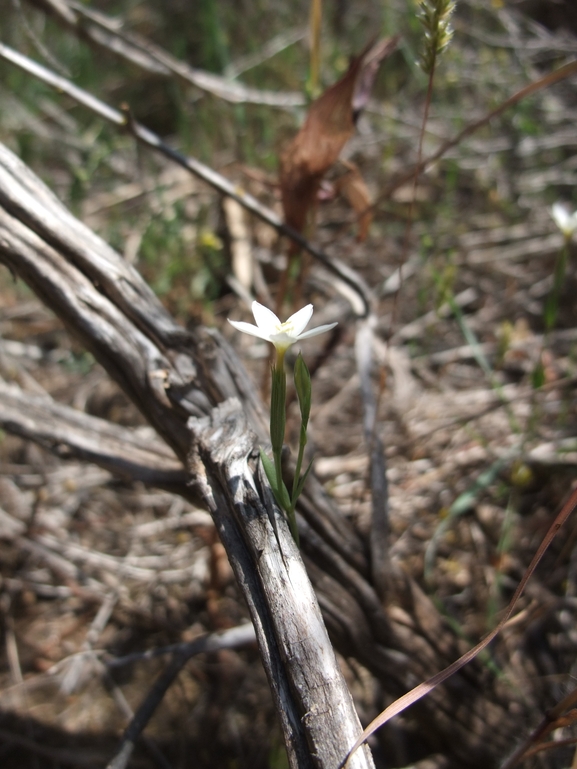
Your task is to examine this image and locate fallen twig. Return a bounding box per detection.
[105,624,256,769]
[26,0,306,108]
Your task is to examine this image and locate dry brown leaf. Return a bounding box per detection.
[352,36,399,118]
[334,160,373,241]
[279,36,398,236]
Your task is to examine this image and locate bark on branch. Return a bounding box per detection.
[0,378,186,489]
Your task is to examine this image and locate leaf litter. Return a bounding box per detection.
[1,2,577,767]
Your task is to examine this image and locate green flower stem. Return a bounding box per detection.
[270,350,287,498]
[544,240,569,331]
[291,435,307,505]
[269,349,298,543]
[270,351,286,450]
[268,349,304,546]
[291,354,312,509]
[286,502,300,546]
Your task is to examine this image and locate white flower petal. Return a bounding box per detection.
[297,322,338,340]
[252,301,281,332]
[552,203,569,229]
[551,203,577,238]
[285,304,314,337]
[228,319,270,341]
[229,301,337,352]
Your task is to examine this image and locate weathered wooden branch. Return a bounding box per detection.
[0,378,187,490]
[0,142,523,767]
[0,141,373,769]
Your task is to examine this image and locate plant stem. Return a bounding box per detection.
[308,0,322,98]
[544,240,569,332]
[270,351,287,491]
[291,433,307,504]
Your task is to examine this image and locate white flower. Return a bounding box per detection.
[228,301,337,353]
[551,203,577,240]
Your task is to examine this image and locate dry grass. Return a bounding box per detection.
[1,0,577,767]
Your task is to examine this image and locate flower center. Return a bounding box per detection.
[277,321,295,335]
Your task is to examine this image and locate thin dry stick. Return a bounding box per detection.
[60,592,117,695]
[0,377,186,489]
[96,653,173,769]
[377,57,577,212]
[522,737,577,764]
[355,319,389,598]
[501,685,577,769]
[106,623,255,668]
[26,0,305,108]
[105,624,256,769]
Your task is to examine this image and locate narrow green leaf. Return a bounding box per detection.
[260,449,291,510]
[260,448,278,493]
[293,353,312,428]
[277,480,291,510]
[294,458,314,501]
[270,364,287,454]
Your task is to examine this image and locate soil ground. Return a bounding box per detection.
[1,1,577,767]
